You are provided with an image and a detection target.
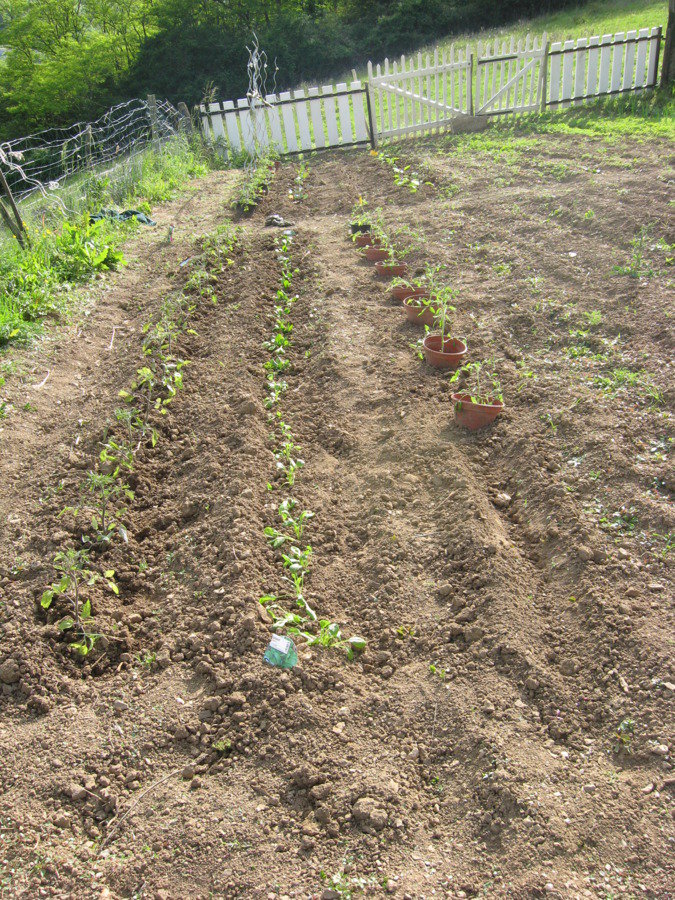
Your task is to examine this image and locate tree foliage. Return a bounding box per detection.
[0,0,578,137]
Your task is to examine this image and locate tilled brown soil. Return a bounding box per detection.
[0,135,672,900]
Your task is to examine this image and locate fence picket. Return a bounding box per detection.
[634,28,650,88]
[610,32,625,93]
[336,82,354,144]
[390,60,400,133]
[207,103,226,142]
[598,35,613,93]
[416,53,422,130]
[646,27,660,85]
[322,86,339,146]
[529,34,541,107]
[574,37,588,101]
[236,99,256,153]
[400,55,409,133]
[561,40,575,105]
[307,87,326,149]
[351,81,369,143]
[293,90,312,150]
[549,41,562,105]
[265,94,284,151]
[434,48,440,127]
[384,59,393,134]
[587,37,600,96]
[221,101,242,151]
[622,30,638,90]
[376,63,385,136]
[278,91,298,152]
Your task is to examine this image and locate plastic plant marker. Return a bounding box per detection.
[264,634,298,668]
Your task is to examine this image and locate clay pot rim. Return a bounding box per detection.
[451,391,504,411]
[423,334,467,355]
[375,261,407,270]
[403,292,434,306]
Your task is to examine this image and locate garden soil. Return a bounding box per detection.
[0,137,672,899]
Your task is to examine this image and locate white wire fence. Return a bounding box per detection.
[0,97,188,223]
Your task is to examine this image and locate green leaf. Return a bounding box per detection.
[41,590,55,609]
[347,636,367,652]
[57,616,74,631]
[81,600,92,620]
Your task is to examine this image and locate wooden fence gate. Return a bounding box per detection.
[367,49,473,142]
[476,34,548,116]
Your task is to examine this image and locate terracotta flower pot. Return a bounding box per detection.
[452,392,504,430]
[354,234,381,248]
[402,297,434,326]
[392,285,426,302]
[375,261,408,279]
[350,222,371,235]
[422,335,467,370]
[363,246,391,263]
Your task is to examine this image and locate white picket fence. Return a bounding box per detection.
[547,27,661,107]
[199,25,662,154]
[199,82,370,155]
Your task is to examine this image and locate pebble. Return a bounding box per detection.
[0,659,20,684]
[650,744,669,757]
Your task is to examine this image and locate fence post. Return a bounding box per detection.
[661,0,675,84]
[177,102,194,135]
[147,94,159,144]
[540,39,550,112]
[0,166,27,248]
[83,125,93,167]
[468,53,474,116]
[365,62,377,148]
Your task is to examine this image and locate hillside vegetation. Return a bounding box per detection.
[0,0,668,140]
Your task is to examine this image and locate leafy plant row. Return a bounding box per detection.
[40,223,240,658]
[259,229,365,660]
[232,149,280,213]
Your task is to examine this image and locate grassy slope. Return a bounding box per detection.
[347,0,668,81]
[435,0,668,51]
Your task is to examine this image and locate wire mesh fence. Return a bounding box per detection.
[0,97,189,223]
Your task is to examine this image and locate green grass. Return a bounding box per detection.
[426,89,675,161]
[0,134,221,350]
[347,0,667,84]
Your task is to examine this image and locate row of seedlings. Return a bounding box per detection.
[259,229,366,664]
[40,224,240,657]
